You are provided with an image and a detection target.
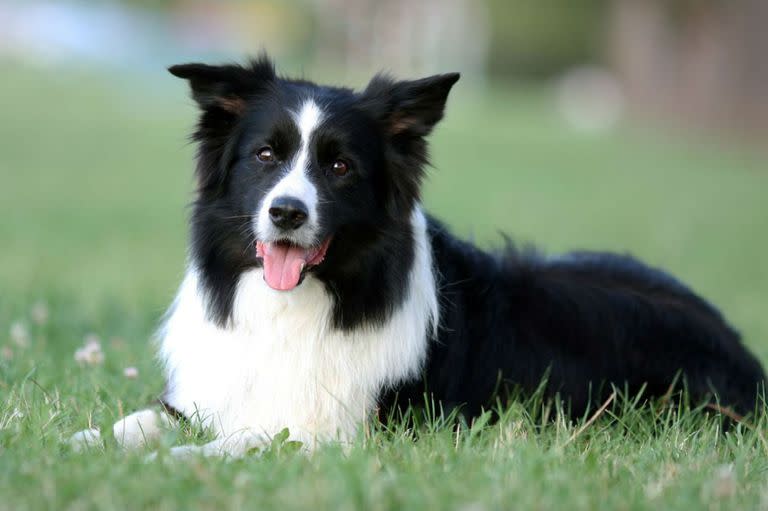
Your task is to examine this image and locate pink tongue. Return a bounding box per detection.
[261,243,310,291]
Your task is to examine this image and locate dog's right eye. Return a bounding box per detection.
[255,147,275,163]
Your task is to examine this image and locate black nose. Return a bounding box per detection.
[269,196,309,230]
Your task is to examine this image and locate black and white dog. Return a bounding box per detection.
[82,56,765,456]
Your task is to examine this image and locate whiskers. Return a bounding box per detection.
[221,214,257,221]
[220,214,259,257]
[239,225,259,257]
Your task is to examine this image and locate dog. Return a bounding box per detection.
[74,55,765,457]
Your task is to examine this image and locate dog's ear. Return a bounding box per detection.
[168,56,276,194]
[362,72,460,137]
[168,56,276,114]
[361,72,459,218]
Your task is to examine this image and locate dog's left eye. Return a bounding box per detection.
[331,159,350,177]
[255,147,275,163]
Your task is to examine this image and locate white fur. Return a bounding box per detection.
[256,99,323,246]
[113,409,174,448]
[69,428,101,452]
[158,207,438,455]
[70,409,174,452]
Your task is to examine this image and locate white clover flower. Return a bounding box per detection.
[83,333,101,349]
[123,366,139,379]
[9,322,29,348]
[74,334,105,366]
[31,301,49,325]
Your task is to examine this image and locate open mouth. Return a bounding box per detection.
[255,237,332,291]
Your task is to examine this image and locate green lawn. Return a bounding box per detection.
[2,60,768,510]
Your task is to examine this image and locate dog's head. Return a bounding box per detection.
[170,55,458,320]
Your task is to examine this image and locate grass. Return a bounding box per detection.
[1,59,768,510]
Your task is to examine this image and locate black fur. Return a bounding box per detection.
[384,219,766,417]
[171,55,765,420]
[171,55,456,329]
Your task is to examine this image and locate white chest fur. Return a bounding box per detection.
[158,209,438,447]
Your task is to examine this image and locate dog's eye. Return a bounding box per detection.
[255,147,275,163]
[332,159,350,177]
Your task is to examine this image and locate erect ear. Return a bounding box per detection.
[168,56,276,114]
[362,72,460,137]
[168,56,276,194]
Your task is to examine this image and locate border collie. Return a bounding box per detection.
[78,55,765,457]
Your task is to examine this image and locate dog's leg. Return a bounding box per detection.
[69,408,174,451]
[113,408,175,449]
[147,430,275,460]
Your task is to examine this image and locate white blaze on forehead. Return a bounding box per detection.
[293,100,323,169]
[256,99,324,243]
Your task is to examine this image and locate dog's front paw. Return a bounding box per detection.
[113,409,174,449]
[144,444,200,462]
[145,443,220,462]
[68,428,102,451]
[145,433,272,461]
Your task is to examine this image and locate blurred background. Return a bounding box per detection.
[1,0,767,357]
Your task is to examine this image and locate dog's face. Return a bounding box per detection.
[170,56,458,299]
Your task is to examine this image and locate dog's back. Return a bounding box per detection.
[384,217,766,418]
